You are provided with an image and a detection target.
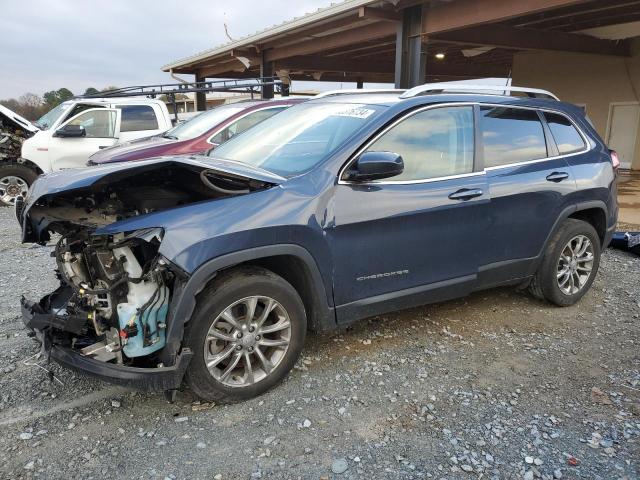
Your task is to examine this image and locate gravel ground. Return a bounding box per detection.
[0,205,638,480]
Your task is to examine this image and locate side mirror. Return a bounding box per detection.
[54,124,86,138]
[345,151,404,182]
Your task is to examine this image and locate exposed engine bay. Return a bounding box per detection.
[28,228,174,365]
[22,160,275,243]
[20,159,278,376]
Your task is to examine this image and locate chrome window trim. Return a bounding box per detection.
[206,105,288,145]
[338,102,592,185]
[338,102,477,185]
[540,110,590,157]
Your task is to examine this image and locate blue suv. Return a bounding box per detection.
[18,84,618,402]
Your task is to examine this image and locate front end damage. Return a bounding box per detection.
[19,157,281,392]
[22,227,193,390]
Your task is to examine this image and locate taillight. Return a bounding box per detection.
[610,150,620,170]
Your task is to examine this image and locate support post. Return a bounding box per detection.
[261,52,275,99]
[194,74,206,111]
[395,5,426,89]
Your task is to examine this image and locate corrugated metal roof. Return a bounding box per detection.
[162,0,380,71]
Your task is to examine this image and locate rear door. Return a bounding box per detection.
[330,104,490,321]
[479,105,578,286]
[49,108,121,170]
[116,104,164,142]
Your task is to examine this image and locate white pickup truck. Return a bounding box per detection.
[0,98,172,205]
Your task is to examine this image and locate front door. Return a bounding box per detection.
[328,105,490,322]
[49,108,121,170]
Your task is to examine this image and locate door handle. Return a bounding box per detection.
[546,171,569,182]
[448,188,483,201]
[98,146,109,149]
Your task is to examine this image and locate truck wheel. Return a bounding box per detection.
[529,219,601,307]
[184,266,307,402]
[0,164,38,206]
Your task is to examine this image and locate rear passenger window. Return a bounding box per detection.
[543,112,586,154]
[364,106,474,181]
[117,105,159,132]
[481,107,547,167]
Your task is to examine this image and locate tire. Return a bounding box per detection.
[529,218,601,307]
[0,163,38,206]
[184,266,307,402]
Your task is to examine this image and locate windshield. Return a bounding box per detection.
[35,102,72,130]
[211,102,384,177]
[164,105,246,140]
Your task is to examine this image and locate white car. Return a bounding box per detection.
[0,98,172,205]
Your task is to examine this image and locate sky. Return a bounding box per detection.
[0,0,343,99]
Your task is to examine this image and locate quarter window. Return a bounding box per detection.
[117,105,159,132]
[543,112,586,154]
[363,106,474,181]
[481,107,547,167]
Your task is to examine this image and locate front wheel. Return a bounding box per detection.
[0,164,38,206]
[529,218,601,306]
[184,266,307,402]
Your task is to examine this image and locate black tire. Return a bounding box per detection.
[529,218,601,307]
[0,163,38,206]
[184,266,307,403]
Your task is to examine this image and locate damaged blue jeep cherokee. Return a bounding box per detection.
[18,84,618,402]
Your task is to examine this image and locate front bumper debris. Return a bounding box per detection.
[21,296,192,391]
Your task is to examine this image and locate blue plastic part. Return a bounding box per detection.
[118,301,168,358]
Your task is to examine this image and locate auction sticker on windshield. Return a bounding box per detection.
[333,107,376,119]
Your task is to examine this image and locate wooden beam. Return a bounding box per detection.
[283,60,511,81]
[513,0,640,28]
[262,16,367,49]
[358,6,402,22]
[289,72,395,83]
[264,22,397,62]
[433,24,631,56]
[198,61,249,77]
[422,0,587,34]
[275,55,394,74]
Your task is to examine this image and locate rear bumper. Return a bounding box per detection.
[21,297,192,391]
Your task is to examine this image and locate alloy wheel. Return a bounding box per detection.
[556,234,594,295]
[0,176,28,205]
[203,296,292,387]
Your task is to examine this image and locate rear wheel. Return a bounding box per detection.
[0,164,38,206]
[529,218,601,306]
[184,266,306,402]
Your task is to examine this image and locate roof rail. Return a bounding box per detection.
[314,89,405,98]
[400,82,559,101]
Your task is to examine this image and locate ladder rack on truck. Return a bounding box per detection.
[78,77,286,122]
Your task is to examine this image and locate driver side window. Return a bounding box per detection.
[67,110,117,138]
[364,106,474,181]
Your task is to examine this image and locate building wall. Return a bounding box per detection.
[512,39,640,170]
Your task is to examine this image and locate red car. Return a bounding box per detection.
[87,99,303,165]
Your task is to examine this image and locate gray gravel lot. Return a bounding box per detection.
[0,205,638,480]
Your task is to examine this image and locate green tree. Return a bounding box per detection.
[43,88,74,108]
[84,87,99,96]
